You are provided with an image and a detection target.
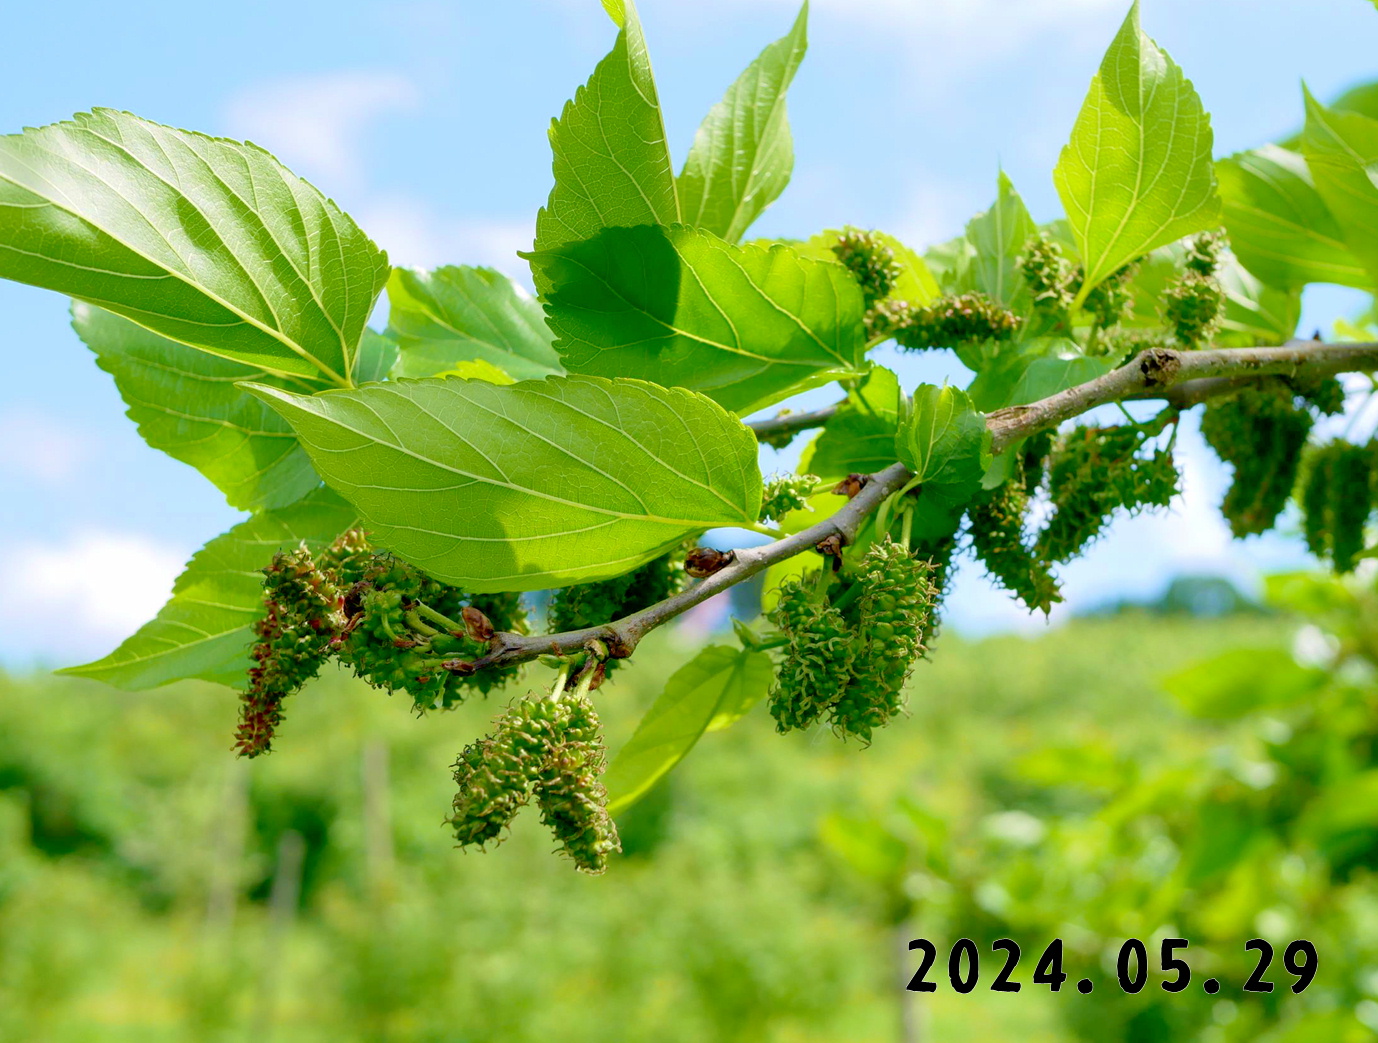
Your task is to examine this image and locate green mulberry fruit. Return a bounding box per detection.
[831,228,903,307]
[1019,233,1076,316]
[832,540,937,743]
[968,478,1062,614]
[1035,426,1180,563]
[760,473,818,524]
[1201,388,1313,537]
[1162,270,1224,348]
[547,553,687,674]
[1182,231,1225,276]
[1080,260,1138,332]
[1290,374,1347,417]
[1300,441,1373,574]
[768,577,855,732]
[887,293,1023,351]
[450,686,619,873]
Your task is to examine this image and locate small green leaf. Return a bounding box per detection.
[386,266,562,381]
[247,375,762,592]
[1302,87,1378,288]
[60,487,358,690]
[1054,2,1220,297]
[678,3,808,243]
[801,366,901,479]
[1217,145,1368,290]
[896,384,991,487]
[0,110,388,385]
[529,224,866,414]
[1008,353,1117,407]
[532,0,678,287]
[73,302,319,512]
[954,172,1038,310]
[606,644,774,814]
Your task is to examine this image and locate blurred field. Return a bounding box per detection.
[0,610,1309,1041]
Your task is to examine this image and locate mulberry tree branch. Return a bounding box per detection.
[470,339,1378,675]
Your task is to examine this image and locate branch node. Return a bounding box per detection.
[1139,347,1181,388]
[832,473,869,498]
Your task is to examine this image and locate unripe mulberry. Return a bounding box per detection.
[968,478,1062,614]
[760,473,818,523]
[1035,426,1180,563]
[532,694,620,874]
[1163,270,1224,348]
[548,552,686,633]
[1081,261,1138,331]
[831,228,903,307]
[886,293,1022,351]
[1182,231,1225,276]
[768,577,855,732]
[1201,388,1313,537]
[832,540,937,743]
[1019,233,1076,315]
[1290,374,1347,417]
[449,689,619,873]
[236,543,350,757]
[1300,441,1373,574]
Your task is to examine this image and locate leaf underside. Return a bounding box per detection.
[248,374,763,592]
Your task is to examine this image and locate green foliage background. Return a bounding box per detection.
[4,583,1376,1041]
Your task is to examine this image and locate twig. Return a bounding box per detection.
[472,339,1378,675]
[464,462,911,671]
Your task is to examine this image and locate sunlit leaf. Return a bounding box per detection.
[896,384,991,487]
[1054,3,1219,297]
[248,375,762,592]
[679,3,808,243]
[0,109,387,384]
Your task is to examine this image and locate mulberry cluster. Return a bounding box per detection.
[1020,430,1055,497]
[548,552,687,634]
[1161,235,1226,348]
[449,688,619,873]
[967,477,1062,614]
[1034,426,1180,563]
[832,540,938,743]
[237,532,531,755]
[1082,261,1138,332]
[874,293,1022,351]
[831,228,904,308]
[768,578,855,732]
[1290,374,1348,417]
[768,541,938,743]
[236,530,370,757]
[759,473,818,524]
[1301,440,1373,574]
[1201,387,1314,537]
[1019,233,1076,316]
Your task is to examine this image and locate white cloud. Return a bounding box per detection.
[224,71,420,191]
[0,409,92,486]
[359,194,535,283]
[2,531,187,662]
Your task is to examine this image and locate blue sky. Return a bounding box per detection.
[1,0,1375,666]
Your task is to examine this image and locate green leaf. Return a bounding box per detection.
[896,384,991,487]
[0,109,388,385]
[678,3,808,243]
[953,172,1038,310]
[606,644,774,814]
[1008,353,1117,407]
[1302,87,1378,287]
[1216,258,1301,347]
[60,488,358,690]
[801,366,901,479]
[532,0,678,288]
[386,266,562,381]
[72,302,319,512]
[1053,3,1219,297]
[247,375,762,592]
[529,224,866,414]
[1217,145,1369,290]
